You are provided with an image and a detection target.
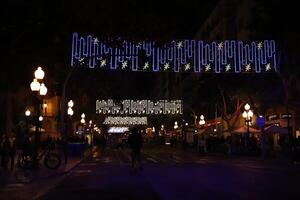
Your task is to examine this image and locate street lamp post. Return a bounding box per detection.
[30,67,47,168]
[89,120,93,146]
[65,100,74,163]
[199,115,205,127]
[25,109,31,117]
[174,121,178,130]
[81,113,86,139]
[25,109,31,135]
[242,103,253,151]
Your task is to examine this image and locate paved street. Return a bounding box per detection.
[33,145,300,200]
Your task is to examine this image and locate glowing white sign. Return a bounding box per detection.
[108,127,129,133]
[96,99,182,115]
[103,116,147,125]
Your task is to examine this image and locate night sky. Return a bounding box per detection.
[1,0,299,122]
[0,0,217,110]
[0,0,218,89]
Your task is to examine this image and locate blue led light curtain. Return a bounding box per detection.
[71,32,279,73]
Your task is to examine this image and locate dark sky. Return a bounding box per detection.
[1,0,298,122]
[0,0,220,121]
[0,0,218,84]
[0,0,219,95]
[1,0,218,38]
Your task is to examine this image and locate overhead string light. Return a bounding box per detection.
[71,33,279,73]
[103,117,147,125]
[96,99,183,115]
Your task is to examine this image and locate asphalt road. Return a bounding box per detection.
[35,145,300,200]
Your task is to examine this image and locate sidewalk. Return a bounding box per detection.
[0,147,95,199]
[0,147,93,188]
[144,143,295,165]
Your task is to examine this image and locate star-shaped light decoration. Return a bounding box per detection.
[225,64,231,72]
[218,42,224,50]
[79,58,85,65]
[205,64,211,72]
[136,42,142,48]
[184,63,191,71]
[245,64,251,72]
[100,59,106,67]
[164,62,170,71]
[121,61,128,69]
[143,62,149,70]
[177,41,183,49]
[94,37,99,43]
[257,42,263,49]
[265,63,271,71]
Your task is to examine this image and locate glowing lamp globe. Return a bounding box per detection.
[244,103,250,111]
[30,79,40,91]
[68,100,74,108]
[39,83,47,96]
[242,111,247,118]
[25,110,31,116]
[248,110,253,117]
[34,67,45,80]
[67,107,74,116]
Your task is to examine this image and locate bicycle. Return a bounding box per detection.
[18,145,61,170]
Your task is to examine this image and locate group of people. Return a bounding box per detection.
[0,132,58,171]
[102,127,300,172]
[292,136,300,163]
[195,133,300,162]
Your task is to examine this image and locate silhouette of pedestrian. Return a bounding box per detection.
[127,127,143,172]
[45,135,53,149]
[8,136,16,170]
[1,135,10,170]
[23,135,32,156]
[0,134,3,168]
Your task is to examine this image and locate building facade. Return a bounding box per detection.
[41,96,60,139]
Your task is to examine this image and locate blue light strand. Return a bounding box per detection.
[71,32,279,73]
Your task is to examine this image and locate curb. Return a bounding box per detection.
[30,148,94,183]
[3,148,94,186]
[31,149,95,200]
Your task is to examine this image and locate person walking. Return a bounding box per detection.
[0,134,3,168]
[8,136,16,170]
[292,136,300,164]
[1,134,10,170]
[127,127,143,172]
